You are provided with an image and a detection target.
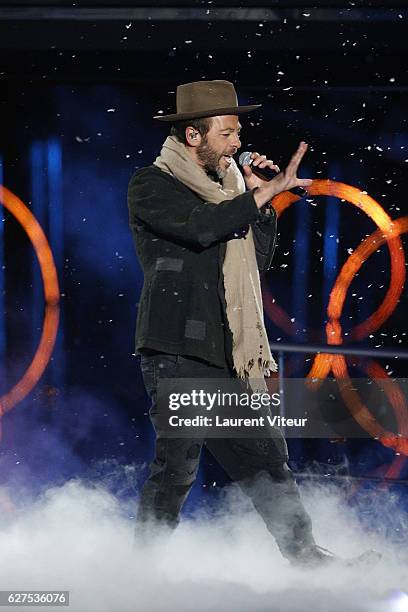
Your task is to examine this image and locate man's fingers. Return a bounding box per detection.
[251,153,280,173]
[259,159,276,169]
[286,141,308,174]
[242,164,252,176]
[253,154,267,167]
[289,142,308,168]
[260,162,280,172]
[297,178,313,187]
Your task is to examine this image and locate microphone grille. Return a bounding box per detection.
[238,151,252,167]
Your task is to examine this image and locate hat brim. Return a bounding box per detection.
[153,104,261,121]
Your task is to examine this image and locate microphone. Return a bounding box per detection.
[238,151,307,198]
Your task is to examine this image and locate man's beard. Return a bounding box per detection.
[196,138,227,180]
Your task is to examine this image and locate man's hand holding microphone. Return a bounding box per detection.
[240,141,313,209]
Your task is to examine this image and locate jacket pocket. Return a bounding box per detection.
[147,277,192,344]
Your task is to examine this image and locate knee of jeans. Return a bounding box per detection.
[186,443,201,460]
[158,451,201,485]
[250,437,289,465]
[245,464,294,490]
[161,468,199,487]
[267,462,295,482]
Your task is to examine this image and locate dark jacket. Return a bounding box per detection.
[127,165,277,369]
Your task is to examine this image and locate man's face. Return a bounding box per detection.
[196,115,242,179]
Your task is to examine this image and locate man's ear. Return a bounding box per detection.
[185,128,202,147]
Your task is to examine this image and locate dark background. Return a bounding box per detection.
[0,1,407,525]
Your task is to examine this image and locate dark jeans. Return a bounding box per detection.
[136,351,315,560]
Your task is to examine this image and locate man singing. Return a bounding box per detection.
[127,80,370,566]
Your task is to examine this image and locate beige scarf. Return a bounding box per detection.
[154,135,277,386]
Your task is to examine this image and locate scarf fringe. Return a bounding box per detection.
[236,357,278,380]
[262,357,279,376]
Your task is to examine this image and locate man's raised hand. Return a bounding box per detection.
[252,141,313,209]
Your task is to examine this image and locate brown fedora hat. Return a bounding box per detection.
[153,80,261,121]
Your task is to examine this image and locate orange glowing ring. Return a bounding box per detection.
[309,217,408,456]
[0,185,60,416]
[265,181,408,458]
[308,216,407,379]
[267,180,405,342]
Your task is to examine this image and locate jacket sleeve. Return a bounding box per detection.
[251,204,278,274]
[128,168,261,248]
